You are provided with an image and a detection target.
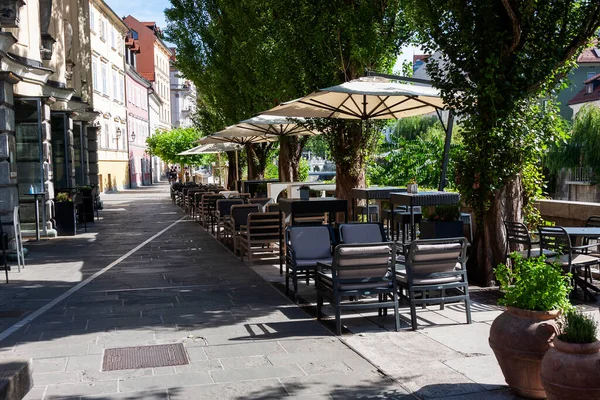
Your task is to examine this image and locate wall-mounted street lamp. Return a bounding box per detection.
[115,127,122,139]
[129,131,136,142]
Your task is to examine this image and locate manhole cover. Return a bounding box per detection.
[102,343,189,371]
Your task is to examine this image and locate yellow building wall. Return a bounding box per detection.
[98,160,129,192]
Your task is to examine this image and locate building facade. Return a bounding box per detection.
[0,0,98,239]
[123,16,172,132]
[124,30,152,187]
[90,0,129,192]
[170,55,196,128]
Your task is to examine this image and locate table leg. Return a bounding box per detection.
[410,205,415,242]
[34,197,40,241]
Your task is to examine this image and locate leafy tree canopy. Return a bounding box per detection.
[546,104,600,179]
[146,128,206,165]
[406,0,600,284]
[165,0,410,184]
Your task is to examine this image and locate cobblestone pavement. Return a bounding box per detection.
[0,184,408,399]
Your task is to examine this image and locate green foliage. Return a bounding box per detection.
[406,0,600,283]
[546,104,600,179]
[385,115,440,143]
[55,192,70,202]
[558,310,598,344]
[298,158,309,182]
[304,135,329,159]
[425,204,460,222]
[495,254,571,312]
[264,161,278,180]
[166,0,411,185]
[369,131,462,189]
[146,128,206,165]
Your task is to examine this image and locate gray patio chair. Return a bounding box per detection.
[215,199,244,239]
[239,212,282,265]
[339,222,387,244]
[316,242,399,335]
[285,225,335,303]
[397,237,471,330]
[538,226,600,301]
[225,204,262,254]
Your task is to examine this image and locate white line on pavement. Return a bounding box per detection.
[0,216,187,343]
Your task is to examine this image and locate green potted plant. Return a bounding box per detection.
[489,254,571,399]
[54,192,76,236]
[420,204,463,239]
[298,184,310,200]
[541,310,600,400]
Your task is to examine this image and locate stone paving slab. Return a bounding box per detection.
[2,185,409,399]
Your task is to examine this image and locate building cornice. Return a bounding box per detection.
[92,0,129,34]
[125,64,152,88]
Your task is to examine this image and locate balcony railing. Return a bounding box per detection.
[567,167,594,184]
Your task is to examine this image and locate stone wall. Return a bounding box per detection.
[536,199,600,226]
[0,73,20,246]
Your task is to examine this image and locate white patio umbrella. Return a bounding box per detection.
[177,143,242,186]
[260,77,454,190]
[261,77,444,120]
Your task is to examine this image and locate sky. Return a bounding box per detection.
[109,0,169,30]
[108,0,423,69]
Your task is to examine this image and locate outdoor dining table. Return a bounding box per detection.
[390,191,461,242]
[277,197,348,274]
[559,227,600,299]
[351,187,404,222]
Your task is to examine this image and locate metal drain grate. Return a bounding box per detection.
[102,343,189,371]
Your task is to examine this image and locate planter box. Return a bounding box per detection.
[55,201,76,236]
[420,220,463,239]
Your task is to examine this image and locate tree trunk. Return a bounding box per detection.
[226,151,237,190]
[246,143,272,180]
[468,175,523,286]
[279,136,307,182]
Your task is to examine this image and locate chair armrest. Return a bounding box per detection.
[571,243,600,251]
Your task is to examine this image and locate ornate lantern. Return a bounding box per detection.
[0,0,25,27]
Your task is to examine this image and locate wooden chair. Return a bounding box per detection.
[239,212,282,265]
[215,199,244,239]
[224,204,261,253]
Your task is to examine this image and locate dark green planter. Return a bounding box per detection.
[420,220,463,239]
[55,201,76,236]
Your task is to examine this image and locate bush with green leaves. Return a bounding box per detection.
[495,254,571,312]
[558,310,598,344]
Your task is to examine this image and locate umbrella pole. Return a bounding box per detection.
[217,153,222,186]
[438,112,455,191]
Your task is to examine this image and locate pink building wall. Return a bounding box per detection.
[126,71,151,187]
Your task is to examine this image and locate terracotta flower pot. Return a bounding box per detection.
[489,306,560,399]
[541,337,600,400]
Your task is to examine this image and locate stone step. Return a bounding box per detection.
[0,359,32,400]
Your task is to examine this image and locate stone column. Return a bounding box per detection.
[82,122,89,185]
[0,72,20,247]
[87,125,98,186]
